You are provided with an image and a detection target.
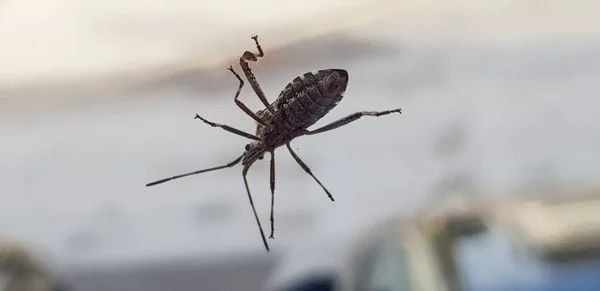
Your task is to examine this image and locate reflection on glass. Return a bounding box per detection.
[366,241,413,291]
[455,232,600,291]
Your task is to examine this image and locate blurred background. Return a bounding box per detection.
[1,0,600,290]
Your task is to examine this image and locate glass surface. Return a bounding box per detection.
[365,241,413,291]
[0,272,11,291]
[455,232,600,291]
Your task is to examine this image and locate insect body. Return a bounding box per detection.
[146,35,402,252]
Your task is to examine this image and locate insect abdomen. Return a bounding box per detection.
[279,70,347,129]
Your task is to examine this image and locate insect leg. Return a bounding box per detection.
[239,35,276,114]
[227,65,268,126]
[286,143,334,202]
[242,165,271,251]
[146,154,244,187]
[306,109,402,135]
[194,113,260,140]
[269,150,276,239]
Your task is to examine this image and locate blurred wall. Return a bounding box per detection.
[0,0,412,102]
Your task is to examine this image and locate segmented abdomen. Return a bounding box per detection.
[278,71,342,128]
[256,70,346,147]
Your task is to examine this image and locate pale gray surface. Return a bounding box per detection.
[1,4,600,290]
[60,254,276,291]
[0,0,402,90]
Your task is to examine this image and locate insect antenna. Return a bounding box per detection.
[146,154,244,187]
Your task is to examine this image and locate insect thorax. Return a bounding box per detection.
[254,108,306,149]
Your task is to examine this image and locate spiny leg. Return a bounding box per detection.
[269,150,276,239]
[146,154,244,187]
[239,35,275,114]
[286,143,334,201]
[194,113,260,140]
[227,65,267,126]
[306,109,402,135]
[242,166,270,251]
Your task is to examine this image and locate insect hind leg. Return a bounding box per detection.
[239,35,275,114]
[286,143,334,202]
[306,109,402,135]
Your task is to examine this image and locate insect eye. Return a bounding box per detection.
[245,144,251,151]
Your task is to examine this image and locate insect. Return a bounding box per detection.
[146,35,402,252]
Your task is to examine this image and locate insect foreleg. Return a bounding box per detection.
[194,113,260,140]
[242,165,271,251]
[239,35,276,114]
[227,66,268,125]
[286,143,334,202]
[269,150,276,239]
[306,109,402,136]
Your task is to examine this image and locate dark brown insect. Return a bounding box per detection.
[146,35,402,252]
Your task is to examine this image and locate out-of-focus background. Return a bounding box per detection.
[1,0,600,290]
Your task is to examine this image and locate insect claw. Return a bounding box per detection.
[194,114,214,126]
